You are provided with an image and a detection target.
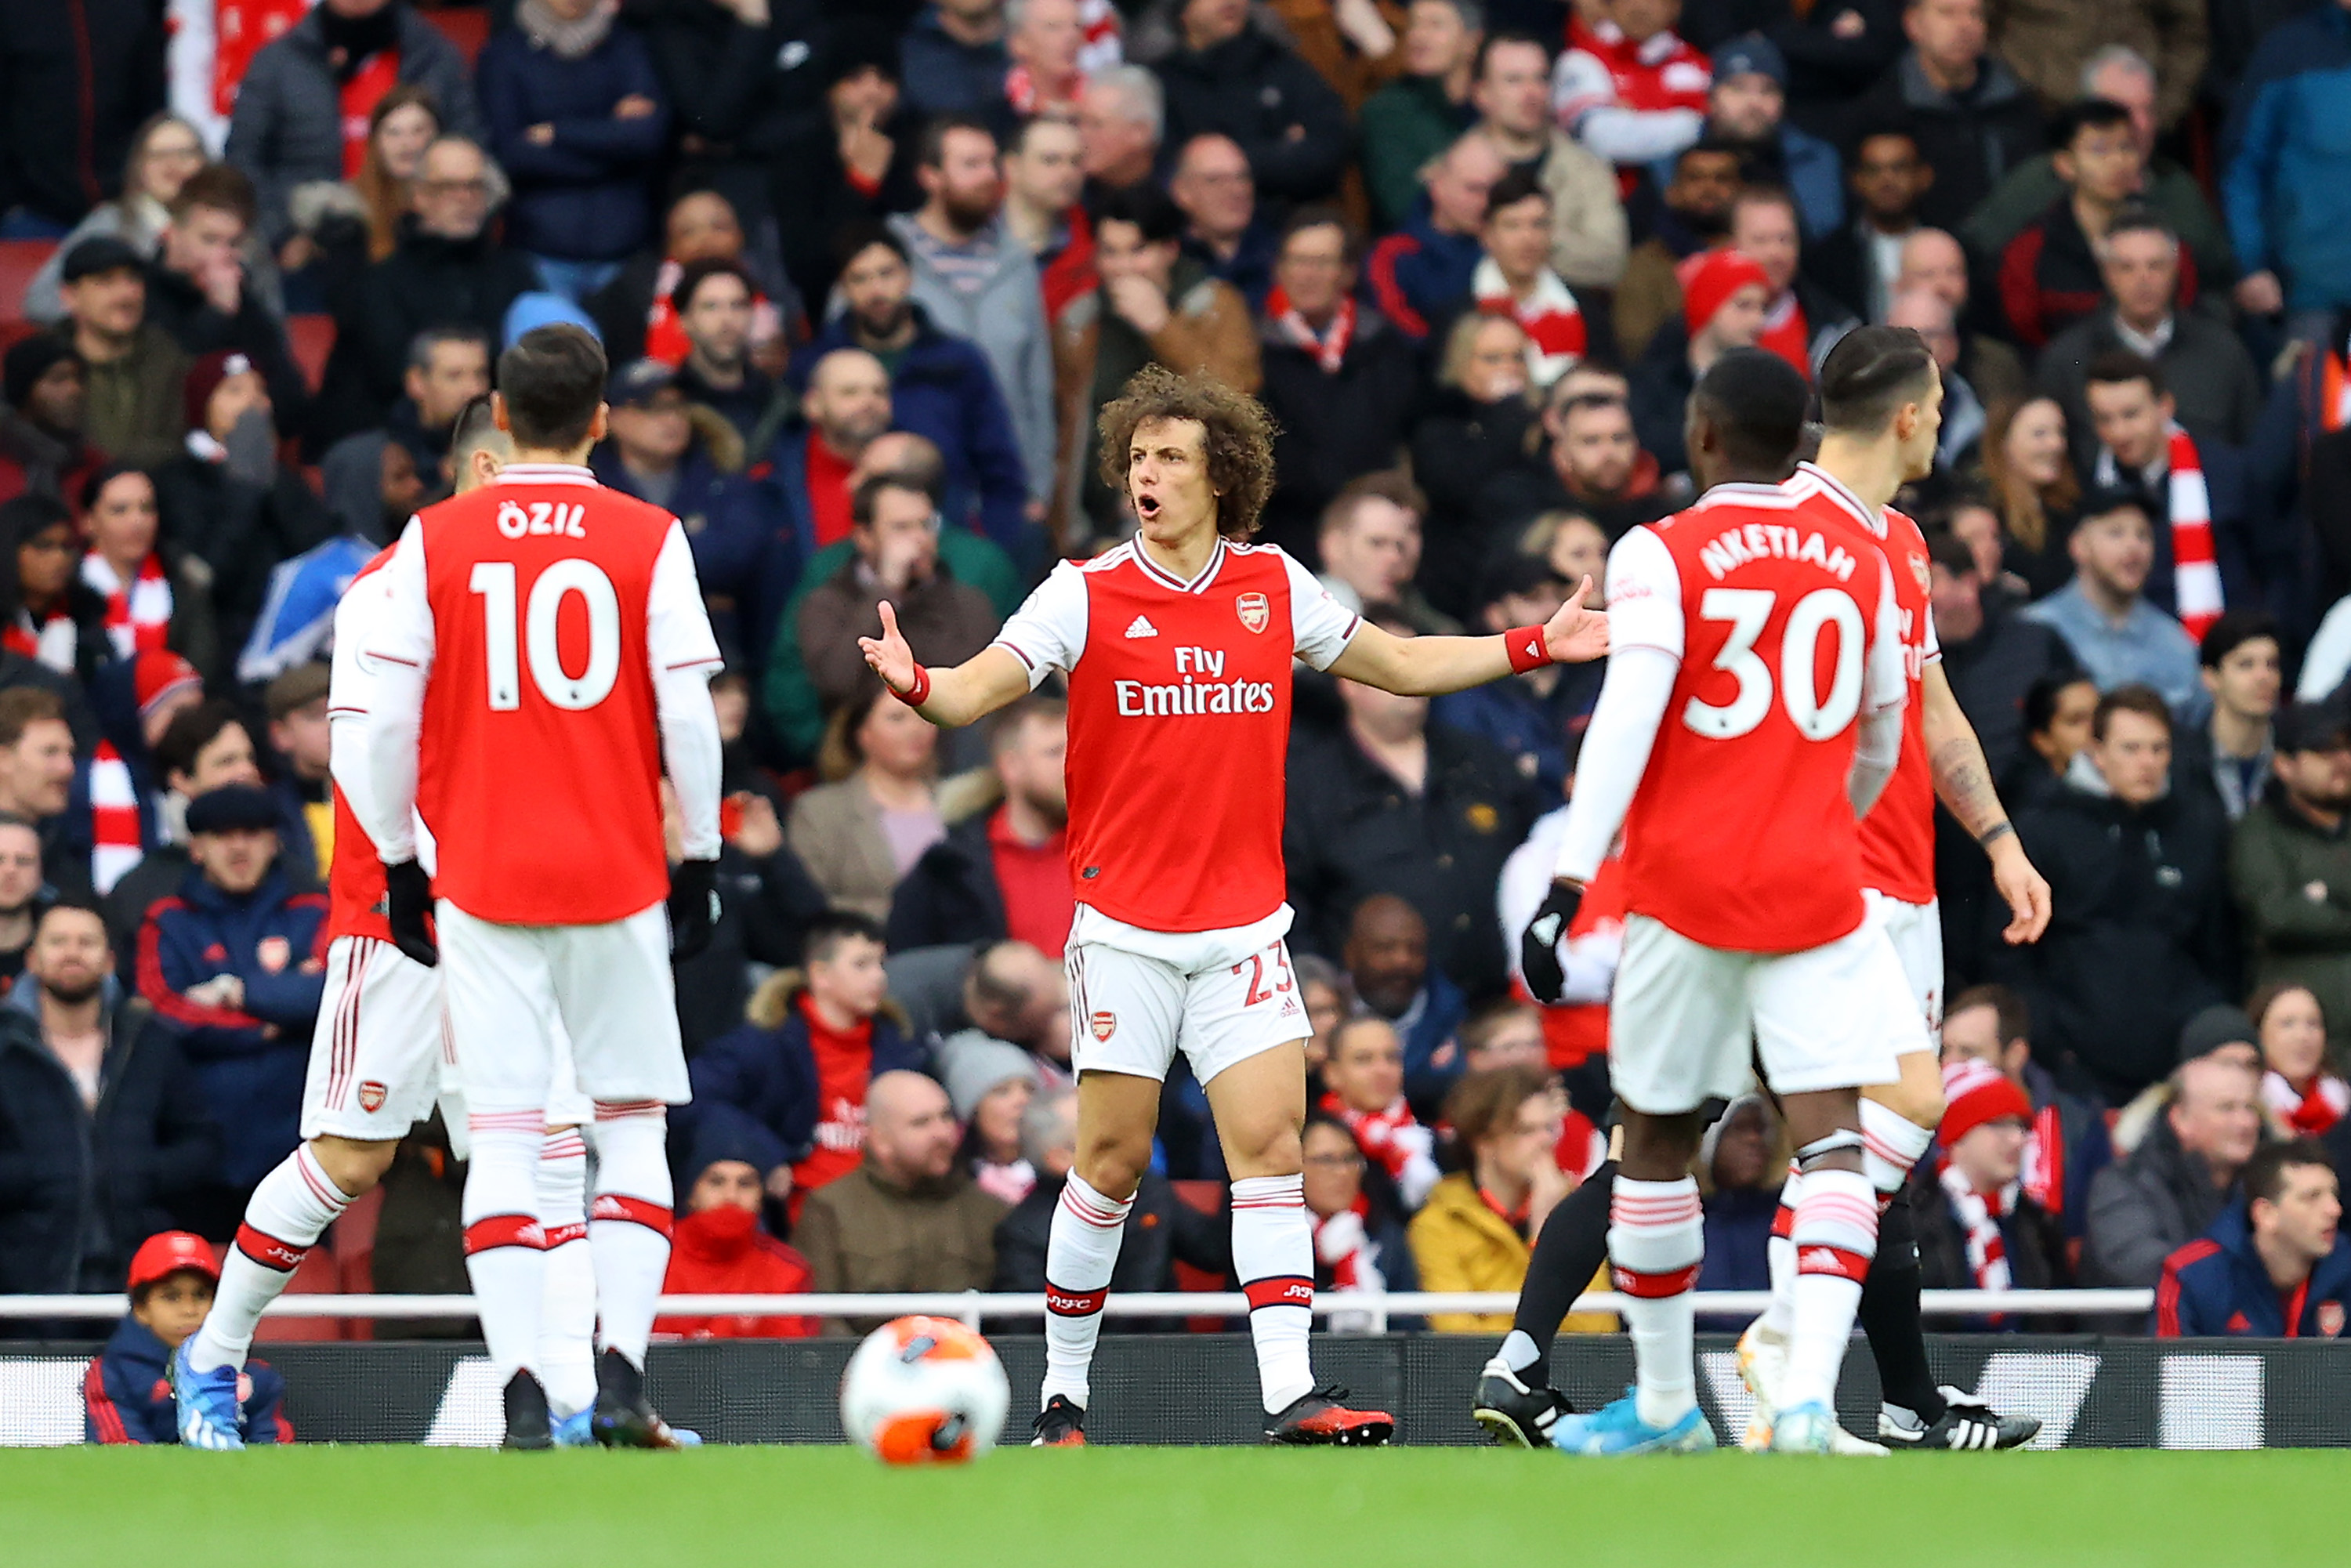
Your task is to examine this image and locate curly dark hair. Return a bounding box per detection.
[1095,364,1279,538]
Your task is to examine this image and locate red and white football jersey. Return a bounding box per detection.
[1608,472,1905,953]
[363,464,723,926]
[993,538,1358,934]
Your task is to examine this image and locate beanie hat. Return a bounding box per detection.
[1939,1057,2034,1150]
[941,1036,1041,1122]
[1683,248,1773,338]
[1712,33,1788,88]
[183,349,256,433]
[133,649,203,718]
[185,783,281,835]
[2177,1003,2259,1066]
[2,336,80,411]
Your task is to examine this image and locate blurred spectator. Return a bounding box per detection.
[1695,1093,1781,1303]
[1360,0,1486,231]
[773,31,923,310]
[1273,0,1415,114]
[1409,1064,1572,1332]
[0,901,217,1297]
[1288,625,1538,1001]
[0,690,91,898]
[2039,215,2262,458]
[903,0,1012,118]
[1996,101,2157,353]
[2111,1005,2268,1157]
[1896,226,2030,409]
[1002,115,1098,327]
[1628,247,1770,476]
[1004,0,1094,119]
[2086,1049,2264,1286]
[61,654,203,904]
[1549,0,1711,179]
[1302,1112,1416,1331]
[82,1233,286,1444]
[1697,34,1841,240]
[773,348,893,567]
[1977,394,2081,600]
[319,137,538,445]
[478,0,671,304]
[1731,183,1855,373]
[1156,0,1352,204]
[1462,170,1588,389]
[2,494,114,687]
[142,167,306,436]
[1077,64,1165,207]
[593,190,793,375]
[1367,132,1506,341]
[79,465,208,675]
[1805,121,1929,325]
[1995,2,2204,132]
[0,818,38,986]
[263,664,332,877]
[792,467,999,726]
[888,695,1071,954]
[23,116,211,328]
[1611,135,1739,361]
[888,123,1053,515]
[1409,314,1538,616]
[809,223,1030,555]
[224,0,482,258]
[2220,7,2351,322]
[1056,184,1260,538]
[670,259,784,446]
[796,1070,1009,1332]
[52,237,193,472]
[947,1037,1039,1204]
[788,685,949,922]
[2004,672,2101,811]
[1942,983,2113,1238]
[324,325,491,487]
[1432,555,1598,798]
[1884,289,1981,465]
[1172,133,1278,310]
[2251,984,2348,1137]
[1295,951,1353,1085]
[2233,702,2351,1037]
[1925,524,2077,806]
[1467,33,1626,292]
[652,1143,818,1339]
[1852,0,2041,232]
[0,0,166,238]
[0,342,104,510]
[340,88,444,274]
[685,914,923,1221]
[991,1085,1233,1305]
[134,783,327,1236]
[919,939,1069,1076]
[2022,493,2202,716]
[1258,215,1421,553]
[2175,610,2279,821]
[104,701,295,951]
[1481,376,1670,544]
[1321,1015,1444,1210]
[1316,472,1454,633]
[1914,1059,2072,1316]
[2000,686,2233,1106]
[156,351,334,650]
[2157,1139,2349,1336]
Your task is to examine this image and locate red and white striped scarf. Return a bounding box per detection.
[2020,1103,2066,1219]
[1312,1194,1377,1291]
[1005,63,1085,117]
[81,552,172,661]
[2262,1070,2349,1137]
[1321,1091,1418,1180]
[88,740,144,895]
[1473,257,1585,387]
[1939,1161,2015,1293]
[1266,285,1355,374]
[2166,424,2223,642]
[3,609,78,674]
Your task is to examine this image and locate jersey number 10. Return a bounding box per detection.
[1683,586,1864,741]
[469,559,622,712]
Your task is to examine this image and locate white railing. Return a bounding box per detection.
[0,1287,2150,1331]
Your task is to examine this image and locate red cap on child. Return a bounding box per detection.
[127,1231,221,1293]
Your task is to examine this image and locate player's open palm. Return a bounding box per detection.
[1543,576,1610,664]
[859,600,917,695]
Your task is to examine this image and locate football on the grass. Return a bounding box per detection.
[840,1316,1012,1464]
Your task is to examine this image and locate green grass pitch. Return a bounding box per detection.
[7,1447,2346,1567]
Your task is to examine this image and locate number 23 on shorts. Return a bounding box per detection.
[1231,943,1295,1007]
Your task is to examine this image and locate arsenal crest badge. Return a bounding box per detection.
[256,936,291,975]
[1909,552,1933,596]
[2321,1301,2346,1338]
[1236,592,1270,633]
[1090,1010,1118,1041]
[357,1081,388,1113]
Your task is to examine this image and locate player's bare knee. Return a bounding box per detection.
[1221,1118,1302,1180]
[1617,1110,1701,1179]
[1867,1061,1946,1130]
[1074,1131,1150,1200]
[308,1135,397,1196]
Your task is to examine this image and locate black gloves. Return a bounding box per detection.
[669,858,720,961]
[1517,880,1584,1005]
[385,860,438,967]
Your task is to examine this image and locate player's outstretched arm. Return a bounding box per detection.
[858,600,1032,728]
[1324,576,1610,697]
[1921,662,2052,945]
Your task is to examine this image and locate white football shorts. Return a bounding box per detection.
[299,936,447,1143]
[1064,905,1311,1088]
[1864,888,1943,1045]
[1607,909,1921,1115]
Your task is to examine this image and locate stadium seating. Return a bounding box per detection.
[423,5,491,68]
[0,238,56,352]
[287,313,335,392]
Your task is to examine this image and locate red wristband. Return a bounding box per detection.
[890,664,932,707]
[1505,625,1552,675]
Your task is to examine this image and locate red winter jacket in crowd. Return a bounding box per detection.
[654,1205,819,1340]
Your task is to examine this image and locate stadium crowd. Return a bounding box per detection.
[2,0,2350,1363]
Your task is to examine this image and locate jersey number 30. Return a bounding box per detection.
[1683,586,1864,741]
[469,560,622,712]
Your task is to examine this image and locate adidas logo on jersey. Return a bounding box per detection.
[1125,615,1159,639]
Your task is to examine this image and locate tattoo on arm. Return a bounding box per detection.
[1929,734,2010,842]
